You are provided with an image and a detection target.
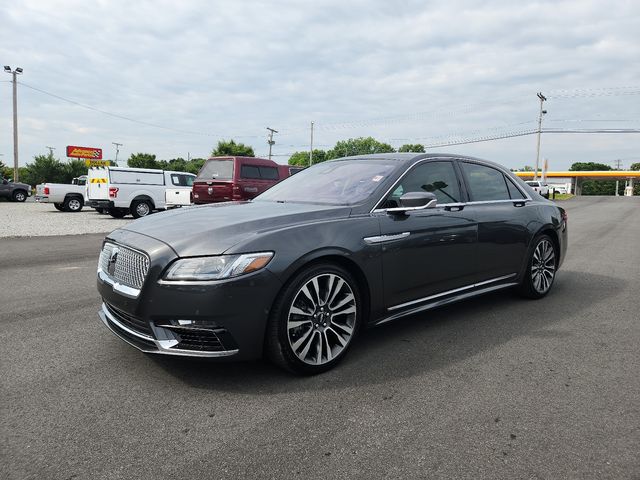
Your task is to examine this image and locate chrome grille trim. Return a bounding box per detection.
[97,241,150,297]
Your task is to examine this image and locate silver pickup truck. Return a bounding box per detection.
[35,176,88,212]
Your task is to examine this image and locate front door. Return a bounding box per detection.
[375,160,478,310]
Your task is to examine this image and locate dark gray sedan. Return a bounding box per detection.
[97,153,567,374]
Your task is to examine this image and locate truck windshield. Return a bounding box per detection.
[197,159,234,181]
[255,160,397,206]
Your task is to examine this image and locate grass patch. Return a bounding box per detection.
[551,193,575,201]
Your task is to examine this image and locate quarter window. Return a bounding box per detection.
[382,161,461,208]
[505,177,525,199]
[259,166,279,180]
[241,165,261,179]
[461,163,510,202]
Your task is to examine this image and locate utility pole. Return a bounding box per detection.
[112,142,123,165]
[309,121,314,166]
[613,159,622,170]
[266,127,278,161]
[4,66,23,182]
[534,92,547,180]
[45,146,55,156]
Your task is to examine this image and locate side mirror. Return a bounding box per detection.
[2,179,8,185]
[387,191,437,214]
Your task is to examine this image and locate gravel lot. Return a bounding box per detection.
[0,201,132,238]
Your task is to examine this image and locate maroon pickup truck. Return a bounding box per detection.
[192,156,304,204]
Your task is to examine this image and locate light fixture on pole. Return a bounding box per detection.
[534,92,547,181]
[4,66,23,182]
[112,142,123,165]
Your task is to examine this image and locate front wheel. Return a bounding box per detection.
[517,234,557,299]
[265,263,362,375]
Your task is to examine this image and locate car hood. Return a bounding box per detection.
[119,201,352,257]
[11,182,31,189]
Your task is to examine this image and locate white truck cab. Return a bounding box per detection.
[87,167,195,218]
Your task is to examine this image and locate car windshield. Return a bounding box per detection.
[254,160,397,206]
[196,159,233,181]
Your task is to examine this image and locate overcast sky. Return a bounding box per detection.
[1,0,639,171]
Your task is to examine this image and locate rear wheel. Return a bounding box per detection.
[12,190,27,202]
[266,263,361,375]
[517,234,557,299]
[108,208,128,218]
[63,196,83,212]
[131,199,152,218]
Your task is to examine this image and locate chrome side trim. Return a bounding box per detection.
[98,303,240,358]
[376,281,519,326]
[364,232,410,245]
[388,273,517,312]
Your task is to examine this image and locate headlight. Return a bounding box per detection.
[163,252,274,281]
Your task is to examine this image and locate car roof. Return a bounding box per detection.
[328,153,512,173]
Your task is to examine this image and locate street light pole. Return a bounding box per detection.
[309,121,314,166]
[4,66,23,182]
[112,142,123,165]
[534,92,547,181]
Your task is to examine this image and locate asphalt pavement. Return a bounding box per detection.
[1,196,639,479]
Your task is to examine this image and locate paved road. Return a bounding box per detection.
[2,197,639,479]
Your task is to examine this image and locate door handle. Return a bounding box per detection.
[444,203,465,212]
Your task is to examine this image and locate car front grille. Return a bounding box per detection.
[104,302,153,336]
[99,242,150,290]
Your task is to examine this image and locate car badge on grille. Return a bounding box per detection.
[107,247,119,276]
[207,187,213,195]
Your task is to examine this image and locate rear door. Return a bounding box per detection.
[458,161,530,280]
[165,173,194,205]
[88,168,109,200]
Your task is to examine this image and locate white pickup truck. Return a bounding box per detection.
[525,180,550,199]
[86,167,195,218]
[35,176,88,212]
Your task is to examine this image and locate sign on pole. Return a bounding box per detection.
[66,145,103,160]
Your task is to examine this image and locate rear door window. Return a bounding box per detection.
[461,162,510,201]
[241,165,261,179]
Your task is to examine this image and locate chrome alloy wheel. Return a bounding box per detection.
[136,202,150,217]
[14,191,26,202]
[287,273,357,365]
[531,238,556,294]
[68,198,81,211]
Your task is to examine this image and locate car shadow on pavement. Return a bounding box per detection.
[150,270,625,394]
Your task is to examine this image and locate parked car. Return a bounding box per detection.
[525,180,550,198]
[97,153,568,374]
[35,175,88,212]
[192,156,290,204]
[549,185,567,195]
[86,167,195,218]
[0,177,31,202]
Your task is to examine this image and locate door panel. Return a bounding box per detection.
[378,209,478,308]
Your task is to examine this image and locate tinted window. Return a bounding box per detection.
[461,162,510,201]
[259,166,279,180]
[255,160,397,206]
[506,177,525,199]
[382,161,461,208]
[241,165,261,179]
[197,159,234,181]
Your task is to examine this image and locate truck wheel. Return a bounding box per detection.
[54,203,64,211]
[108,208,129,218]
[63,196,83,212]
[131,200,152,218]
[12,190,27,202]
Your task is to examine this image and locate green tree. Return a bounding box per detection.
[212,139,255,157]
[288,150,328,166]
[0,159,12,179]
[569,162,612,171]
[630,163,640,171]
[570,162,617,195]
[398,144,425,153]
[327,137,395,160]
[21,154,66,185]
[127,153,159,169]
[63,159,90,181]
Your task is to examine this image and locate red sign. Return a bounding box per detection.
[66,145,102,160]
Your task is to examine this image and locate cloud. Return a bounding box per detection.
[0,0,638,169]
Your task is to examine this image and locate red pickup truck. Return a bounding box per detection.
[192,156,304,204]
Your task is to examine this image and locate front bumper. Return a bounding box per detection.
[97,230,283,360]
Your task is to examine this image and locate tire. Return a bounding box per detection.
[53,203,64,211]
[63,196,83,212]
[131,199,152,219]
[108,208,129,218]
[517,234,557,299]
[265,263,362,375]
[12,190,27,202]
[95,208,106,214]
